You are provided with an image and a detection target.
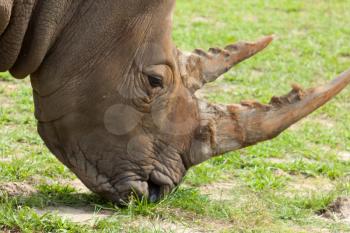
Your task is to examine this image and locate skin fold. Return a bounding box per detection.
[0,0,349,204]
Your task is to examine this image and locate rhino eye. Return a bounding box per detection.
[148,75,163,88]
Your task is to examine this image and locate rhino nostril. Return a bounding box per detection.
[147,180,161,203]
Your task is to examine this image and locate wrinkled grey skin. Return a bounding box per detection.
[1,0,349,204]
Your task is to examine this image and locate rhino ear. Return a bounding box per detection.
[179,36,273,92]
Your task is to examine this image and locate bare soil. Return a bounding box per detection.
[283,176,334,197]
[319,197,350,224]
[198,181,238,201]
[34,206,113,225]
[0,182,36,196]
[338,151,350,161]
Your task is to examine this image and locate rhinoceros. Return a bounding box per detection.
[1,0,349,204]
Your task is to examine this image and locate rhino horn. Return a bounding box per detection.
[189,69,350,165]
[180,36,273,91]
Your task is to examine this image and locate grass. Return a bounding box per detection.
[1,0,350,232]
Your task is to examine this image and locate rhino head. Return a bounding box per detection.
[1,0,350,204]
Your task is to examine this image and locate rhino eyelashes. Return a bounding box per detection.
[148,75,163,88]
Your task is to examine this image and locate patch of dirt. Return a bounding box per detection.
[0,80,18,93]
[198,181,238,201]
[0,182,36,196]
[0,179,90,198]
[337,151,350,161]
[34,206,113,225]
[283,176,334,197]
[318,197,350,224]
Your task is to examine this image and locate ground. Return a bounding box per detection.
[1,0,350,232]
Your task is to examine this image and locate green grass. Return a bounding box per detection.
[1,0,350,232]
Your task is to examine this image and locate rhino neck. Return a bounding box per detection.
[0,0,82,78]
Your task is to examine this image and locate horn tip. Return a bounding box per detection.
[261,35,275,44]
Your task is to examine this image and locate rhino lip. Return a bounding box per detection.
[110,170,175,204]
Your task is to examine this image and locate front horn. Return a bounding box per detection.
[189,69,350,165]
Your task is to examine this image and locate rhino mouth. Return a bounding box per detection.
[99,171,175,204]
[147,179,161,203]
[76,141,181,204]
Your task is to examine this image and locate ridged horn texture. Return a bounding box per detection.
[189,69,350,166]
[180,36,273,92]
